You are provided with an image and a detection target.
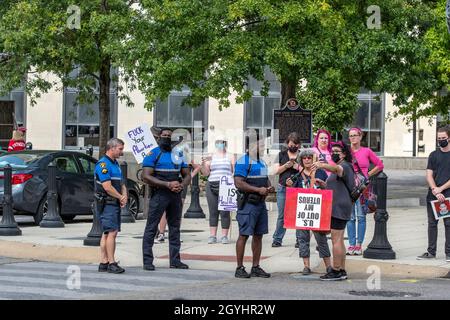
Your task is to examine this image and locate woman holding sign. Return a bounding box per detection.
[201,138,236,244]
[312,141,355,281]
[286,149,332,275]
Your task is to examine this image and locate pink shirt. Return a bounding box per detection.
[313,147,335,176]
[352,147,384,178]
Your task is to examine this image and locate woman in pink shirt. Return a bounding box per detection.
[312,129,335,176]
[347,127,384,255]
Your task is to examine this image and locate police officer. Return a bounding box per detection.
[234,132,274,279]
[141,128,191,271]
[95,138,128,274]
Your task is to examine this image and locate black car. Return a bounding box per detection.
[0,150,141,224]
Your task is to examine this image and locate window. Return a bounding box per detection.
[54,156,79,174]
[154,90,207,152]
[63,67,117,149]
[0,87,26,125]
[79,156,96,175]
[342,91,384,154]
[245,68,281,139]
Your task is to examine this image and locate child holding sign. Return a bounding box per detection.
[286,149,331,275]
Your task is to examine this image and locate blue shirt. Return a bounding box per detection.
[95,155,123,194]
[142,146,188,182]
[234,154,269,188]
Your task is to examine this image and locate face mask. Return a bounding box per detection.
[216,143,225,150]
[331,154,341,163]
[439,139,449,148]
[159,137,172,151]
[288,146,299,153]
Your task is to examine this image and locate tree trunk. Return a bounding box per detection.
[98,59,111,157]
[281,76,297,108]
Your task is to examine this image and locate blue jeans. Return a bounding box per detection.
[346,200,366,246]
[272,185,301,244]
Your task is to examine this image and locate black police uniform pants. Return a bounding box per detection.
[143,189,182,266]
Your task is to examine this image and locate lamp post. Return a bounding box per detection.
[183,174,205,218]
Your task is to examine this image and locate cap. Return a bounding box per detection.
[18,127,27,133]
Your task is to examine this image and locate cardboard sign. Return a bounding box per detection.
[125,124,158,164]
[430,198,450,220]
[284,188,333,231]
[218,175,237,211]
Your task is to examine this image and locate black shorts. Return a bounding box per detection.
[330,217,348,230]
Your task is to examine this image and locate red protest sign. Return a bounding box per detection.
[284,188,333,232]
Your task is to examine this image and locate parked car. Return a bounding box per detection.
[0,150,141,224]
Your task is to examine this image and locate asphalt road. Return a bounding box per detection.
[0,257,448,300]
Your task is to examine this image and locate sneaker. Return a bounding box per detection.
[170,261,189,269]
[302,267,312,275]
[320,269,343,281]
[143,264,155,271]
[326,266,333,274]
[346,246,355,255]
[235,266,251,278]
[272,241,282,248]
[156,233,165,243]
[221,236,230,244]
[340,269,348,280]
[353,245,362,256]
[446,255,450,262]
[208,236,217,244]
[250,265,271,278]
[98,262,109,272]
[295,242,299,249]
[107,262,125,274]
[417,252,436,260]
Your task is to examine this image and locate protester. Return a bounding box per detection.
[272,132,301,248]
[201,138,236,244]
[286,148,331,275]
[417,125,450,262]
[312,141,354,281]
[8,127,27,152]
[347,127,384,255]
[312,129,335,175]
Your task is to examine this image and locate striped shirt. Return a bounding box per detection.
[208,154,233,182]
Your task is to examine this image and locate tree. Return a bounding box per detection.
[0,0,138,155]
[124,0,438,133]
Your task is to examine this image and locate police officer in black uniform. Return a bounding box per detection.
[95,138,127,274]
[141,128,191,270]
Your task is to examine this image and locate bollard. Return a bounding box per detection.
[0,165,22,236]
[363,172,396,259]
[40,163,64,228]
[120,161,135,223]
[83,202,102,246]
[184,174,205,218]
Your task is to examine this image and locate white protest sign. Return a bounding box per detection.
[296,193,323,229]
[125,124,158,164]
[218,175,237,211]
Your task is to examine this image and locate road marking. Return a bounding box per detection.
[398,279,420,283]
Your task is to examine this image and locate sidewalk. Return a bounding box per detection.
[1,200,449,279]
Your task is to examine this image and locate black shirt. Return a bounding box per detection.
[277,150,299,186]
[426,149,450,200]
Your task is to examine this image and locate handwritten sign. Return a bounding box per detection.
[218,175,237,211]
[273,107,312,145]
[125,124,158,164]
[284,188,333,232]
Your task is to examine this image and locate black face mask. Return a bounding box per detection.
[159,137,172,151]
[439,139,449,148]
[331,154,341,164]
[288,146,299,153]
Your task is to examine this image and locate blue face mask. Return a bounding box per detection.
[216,143,225,150]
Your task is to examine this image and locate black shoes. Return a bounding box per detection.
[107,262,125,274]
[170,261,189,269]
[320,268,347,281]
[143,264,155,271]
[271,241,282,248]
[98,262,109,272]
[235,266,251,278]
[250,265,271,278]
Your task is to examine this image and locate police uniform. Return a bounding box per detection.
[94,155,123,233]
[142,146,188,267]
[234,154,269,236]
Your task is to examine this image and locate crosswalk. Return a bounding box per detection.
[0,261,233,299]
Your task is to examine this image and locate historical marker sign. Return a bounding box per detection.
[273,103,312,145]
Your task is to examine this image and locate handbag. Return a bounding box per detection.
[209,181,220,196]
[340,162,369,203]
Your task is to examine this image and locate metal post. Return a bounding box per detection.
[83,202,102,246]
[184,174,205,218]
[363,172,396,259]
[120,161,135,223]
[0,165,22,236]
[40,163,64,228]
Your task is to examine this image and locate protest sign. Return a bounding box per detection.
[218,175,237,211]
[430,198,450,220]
[125,124,158,164]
